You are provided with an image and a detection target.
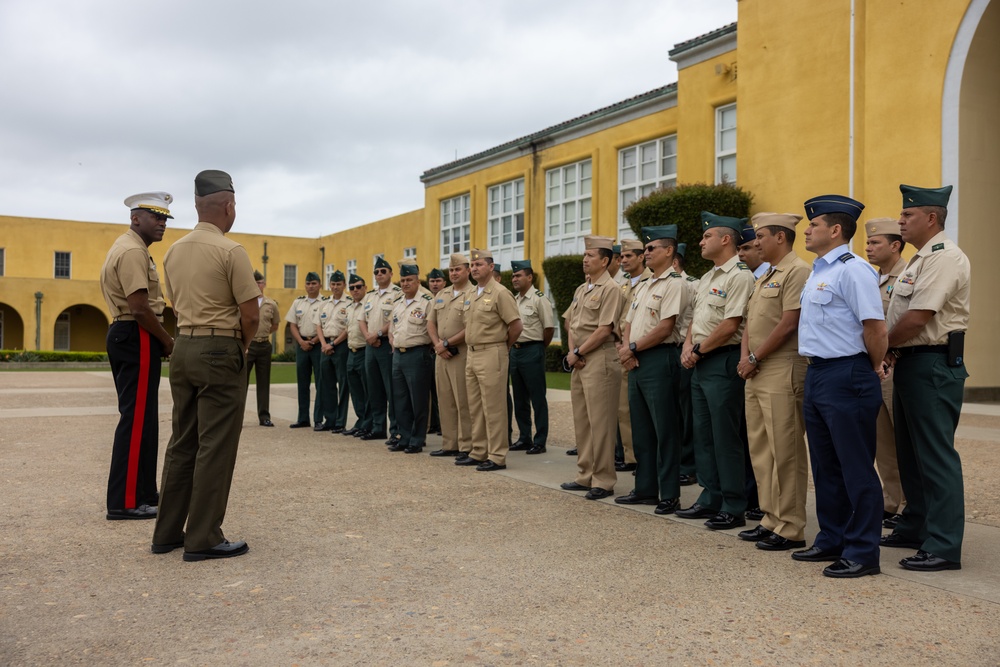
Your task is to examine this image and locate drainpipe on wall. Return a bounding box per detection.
[320,246,326,284]
[34,291,43,350]
[848,0,855,200]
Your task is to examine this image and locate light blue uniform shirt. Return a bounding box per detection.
[798,244,883,359]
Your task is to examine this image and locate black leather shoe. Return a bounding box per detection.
[566,449,577,456]
[387,442,408,452]
[791,545,842,562]
[675,503,717,519]
[654,498,680,515]
[880,533,922,549]
[289,421,310,429]
[585,487,614,500]
[738,525,774,542]
[705,512,746,530]
[353,429,370,438]
[526,445,547,455]
[430,449,461,457]
[756,534,807,551]
[678,473,697,486]
[361,431,387,441]
[385,435,402,446]
[476,460,506,472]
[314,422,332,432]
[899,551,961,571]
[260,420,274,427]
[343,428,359,436]
[151,539,185,554]
[614,491,658,505]
[560,481,591,491]
[823,558,880,578]
[615,462,637,472]
[746,507,765,521]
[882,513,902,529]
[509,440,531,451]
[404,445,424,454]
[107,505,157,521]
[455,456,483,466]
[331,426,344,434]
[183,539,249,562]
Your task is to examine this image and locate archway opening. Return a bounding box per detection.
[0,303,26,350]
[54,304,109,352]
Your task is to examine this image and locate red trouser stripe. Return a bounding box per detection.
[125,327,150,508]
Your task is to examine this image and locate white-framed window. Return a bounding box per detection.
[618,135,677,239]
[54,312,70,351]
[54,251,71,279]
[403,246,417,260]
[487,178,525,268]
[283,264,297,289]
[545,159,592,257]
[346,259,357,277]
[440,193,471,267]
[0,247,5,277]
[716,103,737,184]
[325,263,335,285]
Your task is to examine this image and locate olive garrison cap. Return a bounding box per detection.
[194,170,234,196]
[676,242,688,258]
[124,192,174,219]
[865,217,902,238]
[584,235,614,251]
[329,270,345,283]
[640,225,678,243]
[612,244,622,255]
[305,271,321,283]
[398,261,419,277]
[701,211,748,233]
[803,195,865,222]
[348,273,364,285]
[427,268,446,280]
[900,184,953,209]
[751,212,802,232]
[374,256,391,270]
[253,270,265,281]
[493,264,503,273]
[510,259,532,272]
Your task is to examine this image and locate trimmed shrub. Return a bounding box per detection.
[0,350,108,362]
[545,344,566,372]
[272,349,296,362]
[541,254,584,350]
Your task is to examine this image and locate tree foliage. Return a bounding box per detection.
[541,254,584,350]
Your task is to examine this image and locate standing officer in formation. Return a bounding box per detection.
[359,257,403,442]
[609,243,628,286]
[508,259,554,455]
[427,254,475,458]
[560,236,624,500]
[426,268,447,436]
[794,194,886,578]
[864,217,909,527]
[673,242,699,487]
[882,184,969,572]
[614,238,650,472]
[100,191,176,520]
[736,213,811,551]
[738,224,771,280]
[344,274,373,438]
[615,225,688,514]
[677,213,754,530]
[387,261,434,453]
[316,270,350,433]
[458,249,522,472]
[152,169,258,561]
[247,270,280,427]
[286,271,326,429]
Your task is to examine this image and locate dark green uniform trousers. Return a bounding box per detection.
[509,342,549,446]
[428,375,440,433]
[892,352,967,562]
[365,340,397,436]
[678,366,697,477]
[347,348,372,431]
[629,345,682,500]
[392,346,433,448]
[153,335,246,552]
[295,345,322,425]
[319,344,349,429]
[245,339,272,424]
[691,347,747,514]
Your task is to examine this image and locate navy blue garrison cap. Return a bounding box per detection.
[803,195,865,222]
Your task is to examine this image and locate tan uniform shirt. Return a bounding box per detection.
[689,255,755,345]
[428,284,474,342]
[745,251,811,358]
[464,279,520,345]
[618,267,652,331]
[514,288,555,343]
[563,270,625,345]
[677,270,700,342]
[361,285,403,337]
[886,231,971,346]
[346,299,368,350]
[100,229,165,319]
[315,296,350,339]
[285,296,326,339]
[625,268,689,345]
[390,293,434,348]
[254,296,280,340]
[163,222,258,329]
[877,256,908,316]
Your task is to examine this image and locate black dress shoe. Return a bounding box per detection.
[385,435,401,446]
[882,513,903,529]
[476,460,506,472]
[756,534,807,551]
[526,445,547,455]
[615,462,637,472]
[585,487,614,500]
[614,491,658,505]
[675,503,717,519]
[107,505,157,521]
[331,426,344,434]
[455,455,483,466]
[430,449,461,457]
[791,545,842,562]
[566,449,578,456]
[289,421,310,429]
[880,533,922,549]
[361,431,387,441]
[183,539,249,562]
[387,442,408,452]
[404,445,424,454]
[705,512,746,530]
[738,525,774,542]
[654,498,680,515]
[823,558,880,578]
[899,551,961,571]
[746,507,765,521]
[314,422,332,432]
[151,539,185,554]
[509,440,531,451]
[260,420,274,427]
[353,429,370,438]
[560,481,591,491]
[678,473,697,486]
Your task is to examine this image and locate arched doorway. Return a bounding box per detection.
[0,303,25,349]
[54,304,109,352]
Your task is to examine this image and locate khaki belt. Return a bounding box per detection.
[252,337,271,343]
[178,327,240,338]
[113,314,163,322]
[468,342,504,351]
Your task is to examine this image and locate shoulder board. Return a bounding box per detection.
[932,243,945,252]
[534,289,544,297]
[297,295,306,299]
[321,296,329,301]
[622,272,631,280]
[686,276,698,282]
[837,253,854,263]
[669,272,682,278]
[736,262,750,270]
[422,293,432,300]
[392,284,403,291]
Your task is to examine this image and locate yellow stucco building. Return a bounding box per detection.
[1,0,996,394]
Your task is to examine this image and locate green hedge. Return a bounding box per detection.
[0,350,109,362]
[545,344,567,372]
[623,182,754,278]
[541,254,584,350]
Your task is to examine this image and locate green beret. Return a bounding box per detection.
[329,270,345,283]
[427,268,445,280]
[374,256,391,271]
[701,211,747,233]
[253,270,264,282]
[348,273,364,285]
[900,184,953,209]
[305,271,321,283]
[640,225,678,243]
[676,243,687,258]
[399,263,419,277]
[510,259,532,272]
[194,170,234,196]
[612,244,622,255]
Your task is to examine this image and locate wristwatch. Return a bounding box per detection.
[442,338,449,348]
[692,343,702,358]
[573,347,582,358]
[748,352,758,365]
[629,342,637,353]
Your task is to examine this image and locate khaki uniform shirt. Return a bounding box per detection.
[625,268,689,345]
[100,229,165,319]
[514,288,555,343]
[464,279,520,345]
[346,299,368,350]
[315,296,350,339]
[612,270,629,287]
[285,296,326,339]
[886,231,971,346]
[689,255,755,345]
[428,283,474,342]
[254,296,280,340]
[563,270,625,345]
[618,267,652,331]
[390,292,434,348]
[361,284,403,338]
[163,222,258,330]
[745,251,811,358]
[676,270,700,342]
[877,256,908,316]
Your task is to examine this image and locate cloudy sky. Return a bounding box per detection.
[0,1,736,237]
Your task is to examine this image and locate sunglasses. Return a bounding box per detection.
[643,244,665,253]
[374,269,389,275]
[349,284,365,290]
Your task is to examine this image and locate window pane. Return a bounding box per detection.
[720,127,737,152]
[720,106,737,130]
[719,155,737,183]
[622,165,636,186]
[662,155,677,176]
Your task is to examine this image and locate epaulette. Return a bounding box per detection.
[669,272,682,278]
[535,289,545,297]
[297,295,306,299]
[932,243,945,252]
[837,253,854,263]
[736,262,750,270]
[686,276,698,282]
[321,295,329,301]
[422,293,432,300]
